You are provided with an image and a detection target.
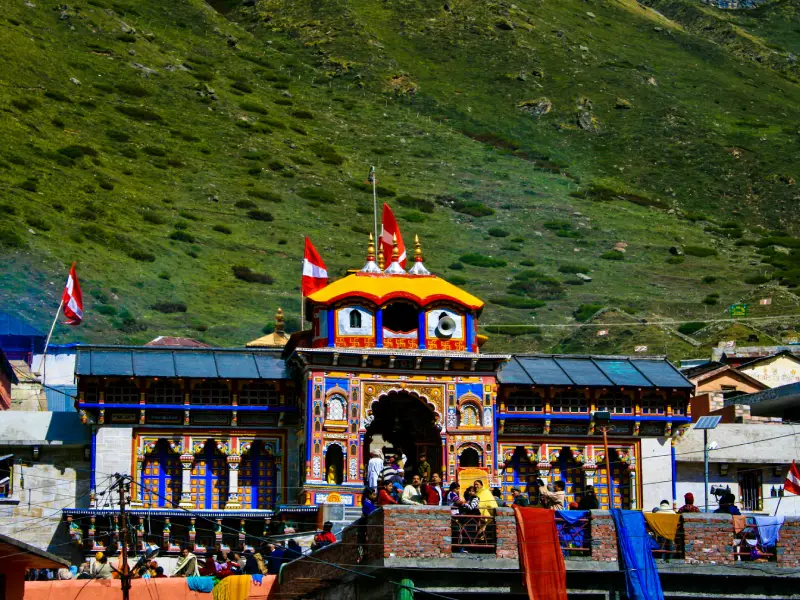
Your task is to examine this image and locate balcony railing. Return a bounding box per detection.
[555,516,591,556]
[451,515,496,553]
[734,518,777,562]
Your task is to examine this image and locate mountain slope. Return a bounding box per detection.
[0,0,798,357]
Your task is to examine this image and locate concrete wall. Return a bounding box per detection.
[94,427,134,500]
[696,372,764,395]
[676,461,799,515]
[673,423,800,464]
[640,437,673,509]
[741,355,800,388]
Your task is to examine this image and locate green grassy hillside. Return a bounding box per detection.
[0,0,798,360]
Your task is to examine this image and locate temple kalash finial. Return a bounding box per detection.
[384,232,406,274]
[407,234,430,275]
[274,307,285,334]
[360,232,382,274]
[377,245,386,271]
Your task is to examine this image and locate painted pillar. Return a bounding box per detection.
[466,313,475,352]
[327,309,335,347]
[226,454,242,509]
[671,440,677,507]
[179,453,194,509]
[417,311,426,349]
[376,309,384,348]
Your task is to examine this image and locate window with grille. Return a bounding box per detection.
[326,395,346,421]
[239,382,279,406]
[191,381,231,405]
[599,393,633,415]
[672,398,686,416]
[738,469,762,512]
[506,391,544,412]
[84,383,100,403]
[148,381,182,405]
[551,392,588,413]
[641,394,665,415]
[105,382,139,404]
[460,404,480,427]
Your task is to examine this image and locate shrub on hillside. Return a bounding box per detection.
[600,251,624,261]
[58,145,98,159]
[291,110,314,119]
[310,143,345,165]
[213,224,232,234]
[558,263,589,274]
[26,216,51,231]
[151,302,187,313]
[574,303,603,322]
[128,249,155,262]
[116,106,163,121]
[744,274,771,285]
[169,230,195,242]
[45,90,73,103]
[449,262,464,270]
[396,195,435,214]
[520,259,536,267]
[232,266,273,284]
[678,322,706,335]
[452,201,494,217]
[0,228,26,248]
[231,80,253,93]
[248,189,283,202]
[459,253,506,268]
[298,187,336,204]
[402,211,426,223]
[247,210,274,222]
[701,275,717,284]
[116,83,150,97]
[488,227,509,238]
[235,200,257,209]
[489,296,546,309]
[240,101,268,114]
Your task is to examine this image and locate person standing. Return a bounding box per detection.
[379,480,398,505]
[362,488,379,516]
[578,485,599,510]
[474,480,498,516]
[538,480,566,511]
[367,450,384,489]
[421,473,444,505]
[510,487,530,507]
[447,482,465,514]
[90,553,114,579]
[417,453,432,482]
[401,475,424,505]
[172,547,199,577]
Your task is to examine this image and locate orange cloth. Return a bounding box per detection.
[644,512,681,542]
[733,515,747,534]
[24,577,276,600]
[513,506,568,600]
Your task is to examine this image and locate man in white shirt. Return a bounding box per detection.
[367,450,384,489]
[401,474,424,505]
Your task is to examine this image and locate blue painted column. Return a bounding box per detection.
[326,309,335,347]
[671,441,677,506]
[466,314,475,352]
[375,309,384,348]
[417,311,426,349]
[90,427,97,498]
[305,376,313,468]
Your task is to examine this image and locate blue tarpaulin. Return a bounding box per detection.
[555,510,589,552]
[611,509,664,600]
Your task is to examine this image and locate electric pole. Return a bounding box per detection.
[117,474,131,600]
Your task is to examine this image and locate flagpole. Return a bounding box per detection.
[773,494,783,517]
[300,292,305,329]
[38,297,64,380]
[371,166,378,245]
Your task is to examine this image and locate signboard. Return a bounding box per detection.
[635,345,648,353]
[729,303,748,318]
[597,329,609,336]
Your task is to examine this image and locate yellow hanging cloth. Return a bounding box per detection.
[643,512,680,542]
[212,575,251,600]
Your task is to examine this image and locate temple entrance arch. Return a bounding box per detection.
[365,391,443,480]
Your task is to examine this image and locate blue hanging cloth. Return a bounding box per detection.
[610,509,664,600]
[556,510,589,550]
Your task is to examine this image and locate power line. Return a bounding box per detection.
[479,314,800,329]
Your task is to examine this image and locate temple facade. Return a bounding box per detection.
[65,236,694,553]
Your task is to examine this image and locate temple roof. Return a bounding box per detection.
[306,273,484,311]
[498,355,694,388]
[76,346,289,379]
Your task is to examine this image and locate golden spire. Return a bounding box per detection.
[367,232,375,261]
[275,307,285,334]
[408,234,430,275]
[391,233,399,263]
[377,246,386,270]
[384,232,406,274]
[361,232,381,273]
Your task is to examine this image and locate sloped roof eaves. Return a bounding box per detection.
[76,347,289,379]
[0,312,45,338]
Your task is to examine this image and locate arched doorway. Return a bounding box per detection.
[325,444,344,484]
[191,439,228,510]
[365,392,442,481]
[140,439,181,507]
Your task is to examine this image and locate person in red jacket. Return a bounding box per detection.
[420,472,444,506]
[378,480,398,506]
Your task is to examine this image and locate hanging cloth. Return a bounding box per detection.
[186,577,215,593]
[513,506,568,600]
[753,516,785,548]
[643,513,680,542]
[555,510,589,550]
[212,575,251,600]
[611,509,664,600]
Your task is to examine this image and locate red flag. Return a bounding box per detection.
[61,262,83,325]
[785,460,800,496]
[302,237,328,296]
[380,203,406,268]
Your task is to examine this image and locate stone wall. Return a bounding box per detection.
[382,505,451,559]
[590,510,618,562]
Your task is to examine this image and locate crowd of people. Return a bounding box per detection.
[362,449,606,516]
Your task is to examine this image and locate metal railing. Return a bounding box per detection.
[555,516,591,556]
[645,521,684,560]
[451,515,496,553]
[733,518,777,562]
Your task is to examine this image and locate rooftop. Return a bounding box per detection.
[498,354,694,388]
[0,532,70,569]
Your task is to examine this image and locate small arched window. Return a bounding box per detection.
[326,395,346,422]
[349,309,362,329]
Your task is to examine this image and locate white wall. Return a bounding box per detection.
[640,437,674,510]
[31,350,76,387]
[94,427,134,502]
[673,423,800,464]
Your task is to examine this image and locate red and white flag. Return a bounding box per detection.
[785,460,800,496]
[302,237,328,296]
[380,203,406,268]
[61,262,83,326]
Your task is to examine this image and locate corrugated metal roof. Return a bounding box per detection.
[0,312,45,338]
[76,346,289,379]
[498,355,693,388]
